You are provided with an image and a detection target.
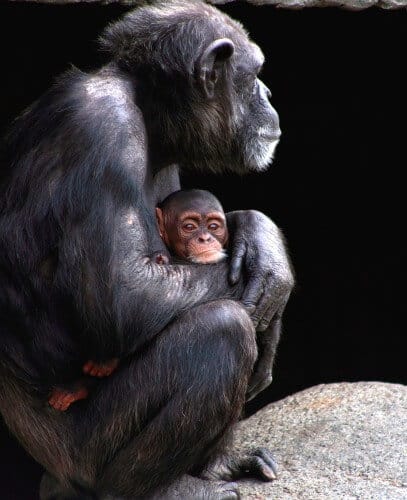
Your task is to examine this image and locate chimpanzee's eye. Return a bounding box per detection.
[208,223,219,231]
[183,224,196,231]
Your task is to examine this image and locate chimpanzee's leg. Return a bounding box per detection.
[1,299,255,499]
[0,373,78,494]
[78,298,257,498]
[40,473,94,500]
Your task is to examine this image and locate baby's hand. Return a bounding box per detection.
[152,252,170,265]
[83,359,119,377]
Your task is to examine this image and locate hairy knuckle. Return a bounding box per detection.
[273,272,295,293]
[257,322,269,332]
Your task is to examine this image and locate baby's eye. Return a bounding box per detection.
[183,224,196,231]
[208,223,219,231]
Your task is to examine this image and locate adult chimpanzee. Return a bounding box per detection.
[0,1,294,498]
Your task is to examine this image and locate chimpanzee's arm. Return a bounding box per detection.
[226,210,294,331]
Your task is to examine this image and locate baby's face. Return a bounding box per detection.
[158,204,228,264]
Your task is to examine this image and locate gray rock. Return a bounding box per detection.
[232,382,407,499]
[6,0,407,10]
[212,0,407,9]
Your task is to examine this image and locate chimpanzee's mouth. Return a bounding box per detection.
[189,249,228,264]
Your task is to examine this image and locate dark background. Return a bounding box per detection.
[0,2,405,498]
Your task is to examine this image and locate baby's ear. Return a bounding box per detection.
[155,207,165,235]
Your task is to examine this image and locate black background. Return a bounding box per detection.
[0,2,406,498]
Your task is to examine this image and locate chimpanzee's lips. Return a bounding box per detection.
[188,248,227,264]
[195,249,219,256]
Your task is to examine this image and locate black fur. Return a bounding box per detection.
[0,1,293,498]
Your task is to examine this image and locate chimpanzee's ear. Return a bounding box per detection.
[196,38,235,99]
[155,207,165,237]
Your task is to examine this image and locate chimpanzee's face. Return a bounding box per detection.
[160,203,228,264]
[232,42,281,172]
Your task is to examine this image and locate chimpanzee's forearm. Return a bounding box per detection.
[112,256,246,354]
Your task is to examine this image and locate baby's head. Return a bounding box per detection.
[156,189,228,264]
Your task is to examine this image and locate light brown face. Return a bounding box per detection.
[157,207,228,264]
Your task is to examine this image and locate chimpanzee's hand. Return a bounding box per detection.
[226,210,294,331]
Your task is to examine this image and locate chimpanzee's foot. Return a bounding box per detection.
[40,473,65,500]
[200,448,277,482]
[83,358,119,377]
[246,368,273,402]
[151,474,240,499]
[48,385,89,411]
[40,473,95,500]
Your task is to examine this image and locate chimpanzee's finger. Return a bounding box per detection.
[257,302,278,332]
[253,448,278,478]
[252,278,276,328]
[258,293,290,332]
[246,378,261,402]
[238,451,277,481]
[243,275,275,328]
[228,240,246,285]
[246,370,273,401]
[241,275,264,323]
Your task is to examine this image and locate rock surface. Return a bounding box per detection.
[6,0,407,10]
[232,382,407,499]
[212,0,407,10]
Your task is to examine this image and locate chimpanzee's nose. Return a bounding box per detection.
[198,233,212,243]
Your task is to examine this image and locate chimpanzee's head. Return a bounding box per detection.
[100,0,281,173]
[156,189,228,264]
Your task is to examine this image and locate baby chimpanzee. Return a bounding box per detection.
[155,189,228,264]
[48,190,227,411]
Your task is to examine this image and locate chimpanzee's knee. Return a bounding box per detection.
[212,300,257,354]
[201,299,257,377]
